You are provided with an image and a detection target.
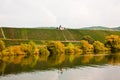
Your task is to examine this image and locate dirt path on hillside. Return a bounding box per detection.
[2,38,80,43]
[61,30,67,41]
[66,30,75,40]
[1,27,6,39]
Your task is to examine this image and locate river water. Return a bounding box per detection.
[0,53,120,80]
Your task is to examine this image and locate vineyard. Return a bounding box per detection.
[0,27,120,45]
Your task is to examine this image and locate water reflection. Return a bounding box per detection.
[0,52,120,80]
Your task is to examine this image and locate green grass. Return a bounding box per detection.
[1,27,120,45]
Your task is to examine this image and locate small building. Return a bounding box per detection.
[58,25,65,30]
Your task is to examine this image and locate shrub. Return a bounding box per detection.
[80,40,94,53]
[93,41,106,52]
[21,41,36,55]
[65,43,82,54]
[0,40,5,52]
[65,43,75,54]
[39,46,50,57]
[8,46,25,55]
[1,49,9,56]
[47,41,64,55]
[105,35,120,51]
[74,46,83,54]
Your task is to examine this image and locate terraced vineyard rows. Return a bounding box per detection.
[1,27,120,45]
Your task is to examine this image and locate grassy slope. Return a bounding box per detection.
[1,27,120,45]
[68,29,120,42]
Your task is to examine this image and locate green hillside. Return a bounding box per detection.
[80,26,111,30]
[80,26,120,31]
[0,27,120,45]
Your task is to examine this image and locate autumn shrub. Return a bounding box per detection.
[8,46,25,55]
[93,41,106,52]
[47,41,65,55]
[105,35,120,51]
[80,40,94,53]
[65,43,75,54]
[65,43,82,54]
[39,46,50,57]
[74,46,83,54]
[21,41,36,55]
[1,49,9,56]
[7,47,14,55]
[0,40,5,52]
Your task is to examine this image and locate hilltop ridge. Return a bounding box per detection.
[80,26,120,31]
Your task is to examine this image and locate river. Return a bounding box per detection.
[0,53,120,80]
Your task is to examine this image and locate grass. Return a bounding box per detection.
[1,27,120,45]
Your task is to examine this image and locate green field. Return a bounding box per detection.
[0,27,120,45]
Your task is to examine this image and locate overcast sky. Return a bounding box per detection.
[0,0,120,28]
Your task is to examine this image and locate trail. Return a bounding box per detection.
[61,40,80,42]
[61,30,67,41]
[1,27,6,39]
[66,29,75,40]
[3,38,80,43]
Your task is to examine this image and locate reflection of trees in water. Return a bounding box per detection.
[38,55,48,62]
[0,60,6,76]
[107,52,120,65]
[0,55,39,70]
[94,55,105,62]
[1,53,120,67]
[68,54,75,63]
[20,55,39,68]
[67,53,81,63]
[0,55,40,76]
[1,52,120,75]
[81,54,94,64]
[94,52,107,62]
[12,55,25,64]
[2,56,9,62]
[48,53,65,66]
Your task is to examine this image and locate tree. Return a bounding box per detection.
[21,41,36,55]
[0,40,5,52]
[47,41,65,55]
[65,43,82,54]
[65,43,75,54]
[80,40,94,53]
[105,35,120,51]
[93,41,106,52]
[39,46,50,57]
